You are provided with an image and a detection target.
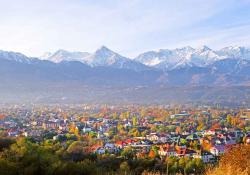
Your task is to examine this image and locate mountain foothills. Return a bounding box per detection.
[0,45,250,86]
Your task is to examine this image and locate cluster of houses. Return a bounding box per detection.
[86,128,244,164]
[1,107,250,164]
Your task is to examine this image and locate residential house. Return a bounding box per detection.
[42,121,60,129]
[83,127,92,133]
[104,143,118,153]
[32,120,43,126]
[125,139,140,145]
[176,148,196,158]
[97,131,109,142]
[147,133,170,143]
[210,145,226,156]
[125,144,152,153]
[100,125,108,133]
[204,129,220,136]
[114,141,128,149]
[186,134,200,142]
[171,114,191,118]
[193,151,215,163]
[158,145,177,157]
[23,130,42,137]
[8,129,20,137]
[215,137,236,145]
[103,117,112,123]
[91,145,105,154]
[59,124,68,131]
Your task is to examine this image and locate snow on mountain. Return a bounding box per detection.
[1,45,250,73]
[0,50,35,64]
[187,45,228,67]
[40,49,90,63]
[135,46,196,69]
[219,46,250,60]
[82,46,154,71]
[82,46,128,67]
[40,52,52,60]
[134,45,250,70]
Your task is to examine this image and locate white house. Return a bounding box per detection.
[193,151,215,163]
[204,129,220,136]
[147,133,170,143]
[210,145,226,156]
[158,145,177,157]
[83,127,92,133]
[91,145,105,154]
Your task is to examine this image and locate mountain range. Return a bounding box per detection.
[0,45,250,87]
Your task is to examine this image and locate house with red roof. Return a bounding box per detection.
[246,137,250,144]
[176,148,196,158]
[217,133,235,139]
[158,145,177,157]
[8,129,20,137]
[114,141,128,149]
[91,145,105,154]
[125,139,140,145]
[59,124,68,130]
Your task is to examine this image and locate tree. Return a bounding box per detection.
[148,150,155,159]
[201,141,212,151]
[0,137,14,152]
[120,161,130,172]
[133,118,136,126]
[134,130,140,137]
[121,146,135,159]
[227,114,231,123]
[141,130,149,137]
[89,131,96,138]
[213,123,221,129]
[152,145,160,157]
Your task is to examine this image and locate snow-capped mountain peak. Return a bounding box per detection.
[134,45,249,69]
[40,52,52,60]
[1,45,250,73]
[220,46,250,60]
[39,49,90,63]
[82,46,129,67]
[0,50,35,64]
[195,45,211,53]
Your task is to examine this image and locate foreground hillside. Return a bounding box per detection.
[207,144,250,175]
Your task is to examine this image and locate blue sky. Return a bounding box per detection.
[0,0,250,58]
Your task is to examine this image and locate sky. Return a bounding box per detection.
[0,0,250,58]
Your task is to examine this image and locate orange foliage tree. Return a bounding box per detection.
[148,150,156,159]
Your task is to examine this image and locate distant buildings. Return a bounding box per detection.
[171,114,191,118]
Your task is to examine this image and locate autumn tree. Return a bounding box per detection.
[148,150,156,159]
